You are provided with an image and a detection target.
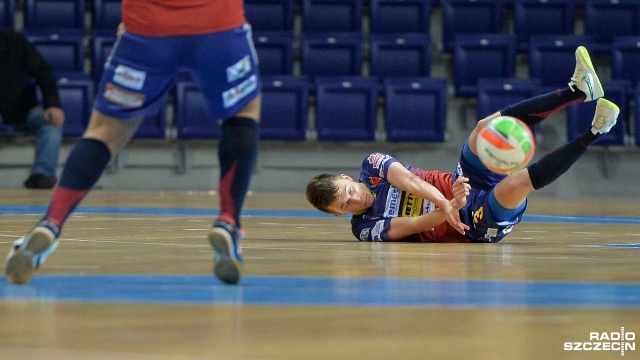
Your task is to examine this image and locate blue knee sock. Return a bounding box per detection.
[218,117,259,227]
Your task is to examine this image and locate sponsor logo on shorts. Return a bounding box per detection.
[104,82,145,108]
[113,65,146,90]
[484,228,498,240]
[222,74,257,108]
[359,228,370,241]
[227,55,252,82]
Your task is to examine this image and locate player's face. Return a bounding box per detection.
[326,175,374,216]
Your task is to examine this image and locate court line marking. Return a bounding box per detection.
[1,275,639,308]
[2,205,640,225]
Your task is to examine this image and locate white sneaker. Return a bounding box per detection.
[568,46,604,102]
[591,98,619,135]
[6,222,59,284]
[209,219,244,284]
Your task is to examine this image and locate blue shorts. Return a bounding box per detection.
[453,141,526,243]
[94,24,260,121]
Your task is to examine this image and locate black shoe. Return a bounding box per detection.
[23,174,57,189]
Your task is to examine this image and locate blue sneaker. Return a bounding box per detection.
[6,220,60,284]
[208,219,244,284]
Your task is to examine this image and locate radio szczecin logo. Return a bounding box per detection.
[564,327,635,356]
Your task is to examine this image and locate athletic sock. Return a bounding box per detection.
[44,138,112,229]
[500,87,585,127]
[217,117,259,228]
[527,128,601,190]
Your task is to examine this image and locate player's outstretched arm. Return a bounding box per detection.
[385,162,469,235]
[386,186,467,241]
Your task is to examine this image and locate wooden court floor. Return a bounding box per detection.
[0,189,639,360]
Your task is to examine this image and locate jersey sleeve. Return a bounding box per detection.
[351,217,391,241]
[360,153,397,180]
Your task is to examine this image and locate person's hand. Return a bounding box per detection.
[440,200,469,235]
[451,176,470,210]
[43,107,65,127]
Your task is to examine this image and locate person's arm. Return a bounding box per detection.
[385,176,470,240]
[386,209,446,240]
[385,161,470,235]
[20,33,64,125]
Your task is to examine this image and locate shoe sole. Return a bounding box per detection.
[6,228,53,284]
[592,98,620,134]
[576,46,604,100]
[208,228,241,284]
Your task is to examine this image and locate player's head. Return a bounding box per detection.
[306,174,342,214]
[306,173,374,216]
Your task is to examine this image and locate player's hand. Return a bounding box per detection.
[43,107,65,127]
[451,176,470,210]
[441,200,469,235]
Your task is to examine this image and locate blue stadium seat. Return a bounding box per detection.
[513,0,575,53]
[384,77,447,142]
[442,0,505,53]
[566,80,631,146]
[453,34,516,97]
[611,36,640,88]
[314,76,379,141]
[24,29,85,73]
[302,0,363,32]
[253,32,294,75]
[528,35,590,91]
[476,78,541,119]
[91,30,117,85]
[56,73,94,137]
[92,0,122,31]
[1,0,15,29]
[24,0,85,30]
[369,0,431,34]
[245,0,295,32]
[260,76,310,140]
[369,33,431,77]
[301,32,363,76]
[584,0,640,56]
[175,80,220,139]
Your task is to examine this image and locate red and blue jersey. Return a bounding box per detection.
[122,0,245,36]
[351,153,469,243]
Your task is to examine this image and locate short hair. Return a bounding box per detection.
[306,173,341,213]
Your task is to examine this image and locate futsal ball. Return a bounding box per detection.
[476,116,535,174]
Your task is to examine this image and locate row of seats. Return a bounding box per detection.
[52,74,448,142]
[3,0,638,56]
[24,28,640,100]
[257,32,640,97]
[242,0,640,54]
[1,0,120,31]
[50,73,640,147]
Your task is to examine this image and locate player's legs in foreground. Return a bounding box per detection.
[493,98,619,211]
[6,111,142,284]
[208,95,261,284]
